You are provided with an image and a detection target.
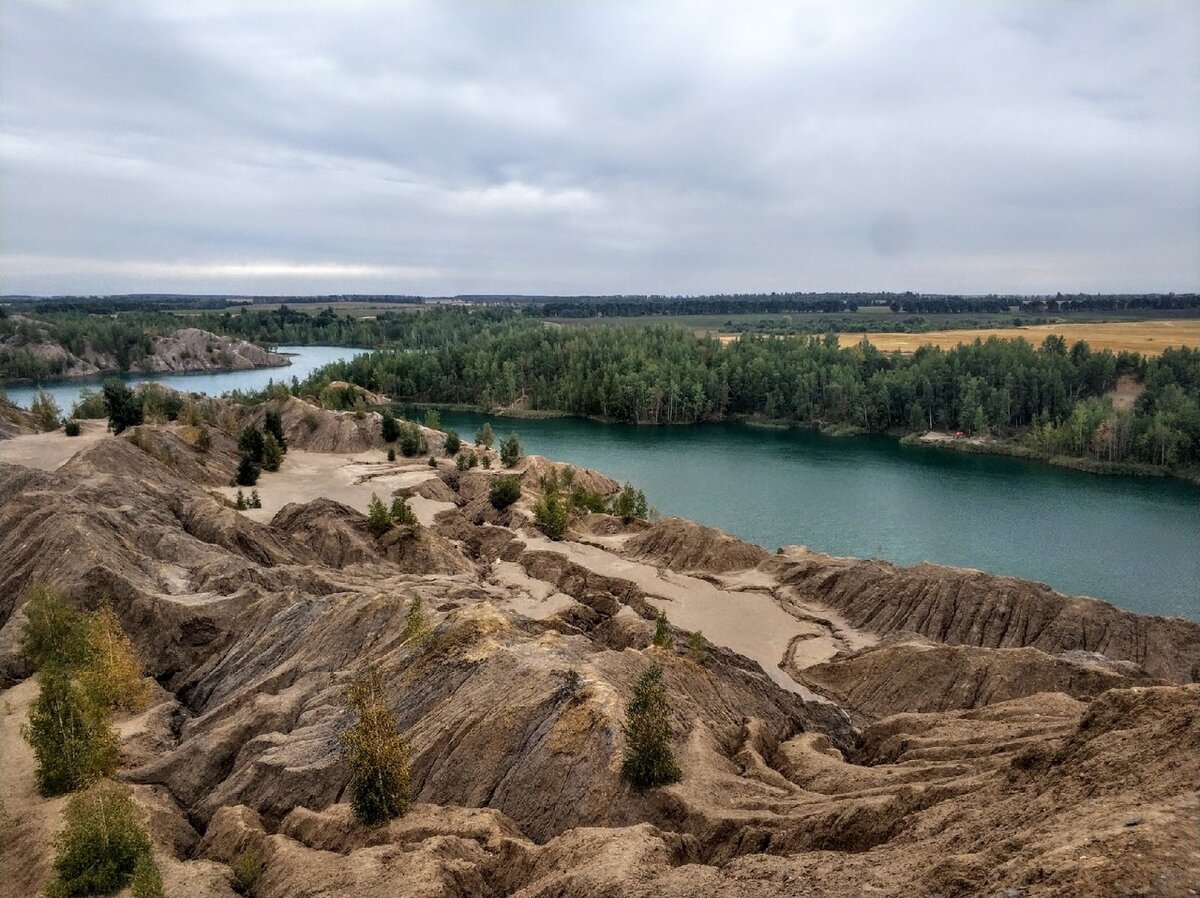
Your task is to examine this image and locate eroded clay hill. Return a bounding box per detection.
[1,405,1197,897]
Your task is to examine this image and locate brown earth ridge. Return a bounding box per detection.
[1,322,290,379]
[1,394,1197,897]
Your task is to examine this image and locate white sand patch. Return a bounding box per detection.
[489,560,579,620]
[0,419,109,470]
[214,448,440,521]
[520,535,847,701]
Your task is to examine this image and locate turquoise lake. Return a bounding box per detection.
[5,346,1196,620]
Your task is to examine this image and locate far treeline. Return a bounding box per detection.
[278,308,1200,471]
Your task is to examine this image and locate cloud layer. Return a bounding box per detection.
[2,0,1197,295]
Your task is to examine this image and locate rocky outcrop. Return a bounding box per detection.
[1,418,1198,898]
[769,549,1200,683]
[0,322,289,379]
[622,518,769,573]
[0,398,39,439]
[795,637,1161,720]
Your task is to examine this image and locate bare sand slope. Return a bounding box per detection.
[0,419,109,470]
[520,534,874,699]
[211,449,448,523]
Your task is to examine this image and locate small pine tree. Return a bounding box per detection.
[467,451,479,469]
[481,453,492,469]
[340,667,411,825]
[22,669,119,796]
[381,410,401,443]
[652,612,672,650]
[475,422,494,449]
[20,585,89,671]
[367,494,393,537]
[398,421,425,457]
[231,848,265,897]
[455,453,469,471]
[263,410,287,451]
[621,665,681,789]
[390,496,418,526]
[196,426,212,453]
[46,781,153,898]
[235,453,260,487]
[686,631,706,662]
[235,490,247,510]
[260,433,284,472]
[129,854,165,898]
[423,409,441,431]
[238,426,266,462]
[533,492,568,540]
[444,430,461,456]
[500,433,523,468]
[79,606,150,713]
[103,380,144,435]
[249,489,262,509]
[488,475,522,510]
[64,420,82,437]
[401,597,431,645]
[428,456,437,468]
[611,484,649,523]
[387,448,396,462]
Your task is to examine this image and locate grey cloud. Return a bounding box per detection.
[1,0,1197,296]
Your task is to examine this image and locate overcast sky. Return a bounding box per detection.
[2,1,1197,296]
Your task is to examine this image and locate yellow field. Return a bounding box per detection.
[833,320,1200,356]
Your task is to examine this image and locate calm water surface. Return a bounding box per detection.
[3,345,367,412]
[431,409,1199,621]
[4,347,1195,619]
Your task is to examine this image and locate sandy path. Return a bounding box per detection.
[1,678,67,897]
[520,535,856,700]
[0,419,109,470]
[488,560,579,620]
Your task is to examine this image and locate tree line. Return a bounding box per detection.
[289,311,1200,469]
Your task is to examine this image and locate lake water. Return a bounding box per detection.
[4,346,1196,620]
[429,409,1199,621]
[2,345,367,412]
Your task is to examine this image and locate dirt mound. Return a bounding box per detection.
[796,638,1162,720]
[769,549,1200,683]
[519,455,622,498]
[623,517,769,573]
[0,399,39,439]
[132,328,289,373]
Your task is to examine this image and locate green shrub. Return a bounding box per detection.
[64,420,82,437]
[500,433,523,468]
[466,451,479,469]
[610,484,649,522]
[235,489,247,510]
[196,426,212,453]
[398,421,426,457]
[390,496,418,526]
[428,456,437,467]
[102,380,143,434]
[249,489,262,509]
[444,430,461,455]
[533,492,568,540]
[129,854,165,898]
[22,669,119,796]
[488,475,522,510]
[20,585,89,671]
[263,410,287,451]
[621,665,681,789]
[423,409,441,431]
[475,422,494,448]
[71,389,109,420]
[340,667,411,825]
[387,448,396,462]
[260,433,284,472]
[231,847,265,897]
[381,410,400,443]
[652,612,672,650]
[45,781,152,897]
[455,453,469,471]
[367,494,392,537]
[79,606,150,713]
[238,426,265,462]
[481,454,492,469]
[686,631,706,662]
[31,390,62,432]
[401,597,431,645]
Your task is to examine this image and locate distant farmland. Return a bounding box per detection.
[833,319,1200,356]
